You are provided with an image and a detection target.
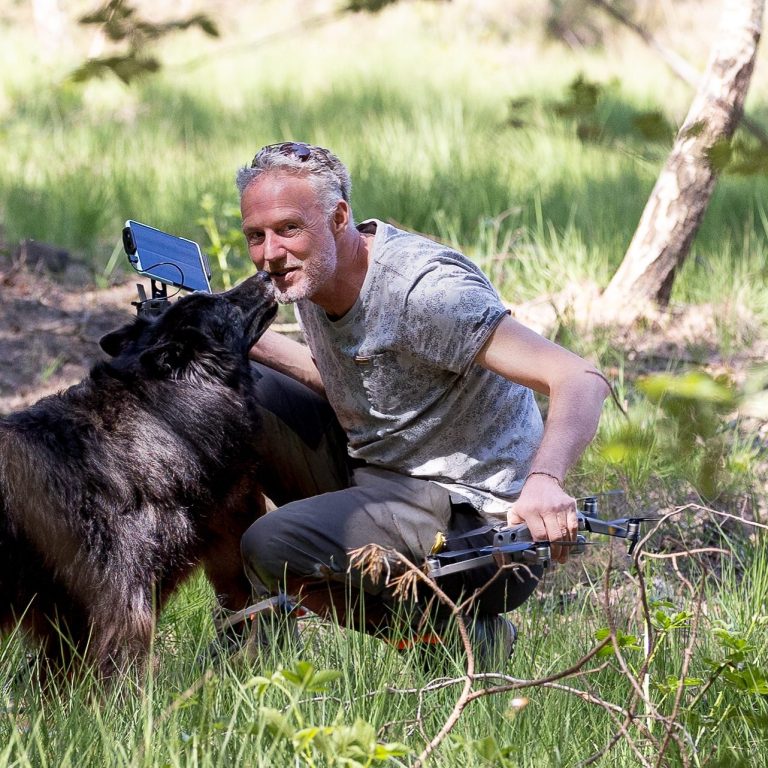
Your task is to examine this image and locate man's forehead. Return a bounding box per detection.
[241,172,323,225]
[241,172,318,210]
[245,170,317,201]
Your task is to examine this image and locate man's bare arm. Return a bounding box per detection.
[475,314,609,561]
[249,329,326,396]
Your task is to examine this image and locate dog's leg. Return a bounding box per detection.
[88,589,155,679]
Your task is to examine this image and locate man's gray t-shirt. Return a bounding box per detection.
[296,219,543,517]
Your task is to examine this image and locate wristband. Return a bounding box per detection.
[524,471,563,488]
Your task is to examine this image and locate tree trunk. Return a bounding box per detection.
[600,0,764,319]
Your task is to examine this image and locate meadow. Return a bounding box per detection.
[0,1,766,765]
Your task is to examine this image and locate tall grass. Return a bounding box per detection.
[2,532,766,767]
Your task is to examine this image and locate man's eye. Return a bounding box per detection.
[247,232,264,245]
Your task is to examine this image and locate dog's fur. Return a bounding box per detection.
[0,272,277,677]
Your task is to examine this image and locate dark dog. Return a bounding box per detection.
[0,272,276,677]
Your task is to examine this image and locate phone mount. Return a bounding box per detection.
[122,225,171,318]
[122,222,216,318]
[131,280,172,318]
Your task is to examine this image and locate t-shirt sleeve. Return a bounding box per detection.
[398,259,509,373]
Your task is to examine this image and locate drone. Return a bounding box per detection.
[221,497,660,629]
[425,495,660,579]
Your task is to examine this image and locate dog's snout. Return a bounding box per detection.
[223,272,276,307]
[257,271,276,298]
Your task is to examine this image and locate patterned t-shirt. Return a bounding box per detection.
[296,219,543,517]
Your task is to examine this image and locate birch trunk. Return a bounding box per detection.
[601,0,764,318]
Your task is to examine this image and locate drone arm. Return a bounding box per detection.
[579,513,628,539]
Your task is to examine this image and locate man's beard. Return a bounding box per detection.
[273,240,336,304]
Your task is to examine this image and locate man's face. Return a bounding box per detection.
[241,172,338,304]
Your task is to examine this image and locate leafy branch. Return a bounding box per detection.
[70,0,219,84]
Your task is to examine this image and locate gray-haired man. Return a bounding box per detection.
[237,142,608,665]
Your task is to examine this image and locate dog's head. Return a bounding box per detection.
[99,272,277,380]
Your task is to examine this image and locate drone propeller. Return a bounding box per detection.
[579,512,662,554]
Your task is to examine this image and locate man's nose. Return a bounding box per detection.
[263,232,284,263]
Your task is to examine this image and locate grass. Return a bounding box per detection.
[1,2,767,765]
[2,528,766,767]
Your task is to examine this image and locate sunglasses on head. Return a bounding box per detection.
[253,142,312,165]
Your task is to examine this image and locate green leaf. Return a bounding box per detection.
[656,675,704,694]
[195,15,220,37]
[345,0,400,12]
[292,726,333,751]
[706,138,733,172]
[259,707,293,740]
[653,610,693,631]
[373,742,410,760]
[594,628,642,657]
[722,665,768,695]
[280,661,341,692]
[638,372,736,407]
[682,120,706,139]
[243,675,274,696]
[632,110,674,142]
[69,54,160,84]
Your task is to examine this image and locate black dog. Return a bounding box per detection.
[0,272,276,677]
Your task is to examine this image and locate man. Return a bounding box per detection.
[237,142,608,664]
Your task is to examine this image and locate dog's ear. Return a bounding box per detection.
[138,327,210,376]
[100,318,150,357]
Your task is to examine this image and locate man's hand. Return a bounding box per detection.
[506,474,579,564]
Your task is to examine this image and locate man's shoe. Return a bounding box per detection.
[467,614,517,673]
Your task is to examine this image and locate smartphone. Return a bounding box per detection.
[123,220,212,293]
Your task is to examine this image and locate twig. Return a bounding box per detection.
[641,548,731,560]
[464,637,612,700]
[348,545,475,768]
[654,578,705,768]
[601,549,662,765]
[171,10,345,72]
[458,562,538,615]
[585,369,628,418]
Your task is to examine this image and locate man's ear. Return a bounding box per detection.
[99,318,149,357]
[330,199,350,237]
